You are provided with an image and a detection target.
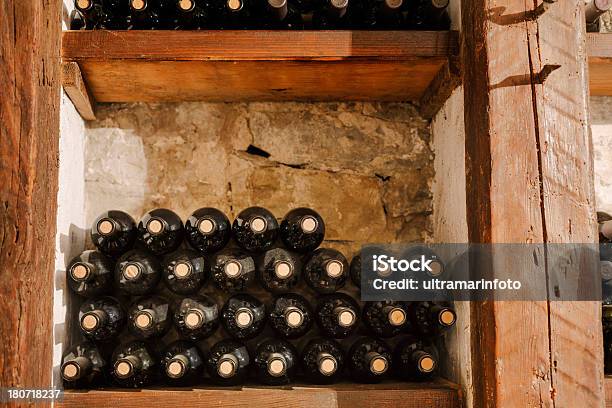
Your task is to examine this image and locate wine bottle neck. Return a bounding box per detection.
[80,309,108,332]
[166,354,190,378]
[267,353,287,377]
[115,355,142,378]
[217,353,239,378]
[70,262,93,282]
[134,309,157,329]
[61,356,92,381]
[284,306,304,328]
[317,352,338,376]
[366,352,388,375]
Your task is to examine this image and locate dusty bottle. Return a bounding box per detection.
[221,294,266,340]
[393,336,438,381]
[280,207,325,253]
[161,340,204,386]
[78,296,126,342]
[205,339,251,385]
[185,207,232,253]
[253,338,298,385]
[173,295,220,340]
[67,250,114,297]
[409,301,456,337]
[61,342,107,389]
[110,341,159,388]
[300,337,344,384]
[348,337,392,383]
[232,206,279,252]
[315,293,360,339]
[211,249,256,293]
[269,293,313,339]
[257,247,302,294]
[162,249,209,295]
[127,296,172,339]
[362,301,411,338]
[115,249,161,295]
[74,0,104,29]
[304,248,349,294]
[91,210,137,257]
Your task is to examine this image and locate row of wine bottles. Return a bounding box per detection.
[62,335,440,388]
[71,0,451,30]
[77,294,455,342]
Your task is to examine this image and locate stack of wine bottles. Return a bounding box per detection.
[600,215,612,374]
[70,0,451,30]
[62,206,457,388]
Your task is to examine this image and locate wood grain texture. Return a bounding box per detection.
[606,376,612,408]
[0,0,61,404]
[56,381,462,408]
[419,57,461,120]
[587,33,612,95]
[62,62,96,120]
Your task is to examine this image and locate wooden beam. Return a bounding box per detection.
[419,57,462,120]
[462,1,602,407]
[0,0,61,399]
[62,62,96,121]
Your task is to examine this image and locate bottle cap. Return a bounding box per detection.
[61,362,81,380]
[235,308,254,328]
[80,311,103,331]
[330,0,348,9]
[274,261,293,279]
[174,262,193,279]
[217,355,238,378]
[76,0,93,11]
[134,310,155,329]
[325,260,344,278]
[336,308,356,328]
[131,0,147,11]
[97,218,115,235]
[114,359,135,379]
[369,355,388,375]
[224,260,242,278]
[438,308,456,326]
[284,307,304,328]
[185,309,205,329]
[601,220,612,240]
[146,218,165,235]
[197,218,216,235]
[70,263,91,282]
[267,355,287,377]
[432,0,449,8]
[250,216,267,233]
[166,355,189,379]
[268,0,287,8]
[418,354,436,373]
[227,0,243,10]
[123,263,142,281]
[178,0,195,11]
[317,353,338,376]
[300,216,318,233]
[429,260,444,277]
[388,307,407,326]
[384,0,403,9]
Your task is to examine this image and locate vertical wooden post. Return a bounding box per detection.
[462,1,604,407]
[0,0,61,401]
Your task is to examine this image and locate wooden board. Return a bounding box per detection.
[56,381,462,408]
[606,376,612,407]
[0,0,61,402]
[60,31,457,102]
[588,33,612,96]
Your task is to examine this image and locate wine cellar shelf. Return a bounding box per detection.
[57,380,462,408]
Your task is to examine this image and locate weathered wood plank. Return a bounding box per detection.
[62,62,96,121]
[0,0,61,404]
[419,57,461,120]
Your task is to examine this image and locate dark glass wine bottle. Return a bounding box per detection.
[206,339,251,385]
[312,0,352,29]
[260,0,303,29]
[110,341,159,388]
[173,0,212,29]
[304,248,348,294]
[91,210,137,257]
[300,337,344,384]
[129,0,174,29]
[74,0,104,29]
[401,245,445,279]
[219,0,253,28]
[363,301,410,338]
[361,0,404,29]
[99,0,131,28]
[78,296,126,342]
[137,208,184,255]
[253,338,298,385]
[127,296,172,339]
[348,337,392,383]
[409,301,456,337]
[600,219,612,261]
[61,342,107,389]
[604,305,612,374]
[173,295,220,340]
[221,294,266,340]
[269,293,313,339]
[211,249,256,293]
[280,208,325,253]
[162,249,208,295]
[185,207,231,254]
[115,249,161,295]
[349,252,361,288]
[67,250,114,297]
[393,336,438,381]
[257,247,301,294]
[315,293,360,339]
[161,340,204,386]
[232,207,279,252]
[406,0,450,30]
[70,10,87,30]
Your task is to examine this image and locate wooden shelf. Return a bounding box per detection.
[57,380,462,408]
[588,33,612,96]
[61,30,458,106]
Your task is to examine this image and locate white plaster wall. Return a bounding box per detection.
[591,97,612,215]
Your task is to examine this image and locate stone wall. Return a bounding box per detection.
[85,102,434,257]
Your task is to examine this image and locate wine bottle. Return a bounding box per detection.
[401,245,445,279]
[312,0,352,29]
[127,296,172,339]
[409,301,456,337]
[74,0,104,29]
[361,0,404,29]
[161,340,204,386]
[363,301,410,338]
[99,0,131,28]
[70,10,87,30]
[129,0,174,29]
[137,208,184,255]
[221,294,266,340]
[67,250,114,297]
[78,296,126,342]
[604,305,612,374]
[115,249,161,295]
[61,342,107,389]
[257,247,301,294]
[210,249,256,293]
[600,218,612,260]
[162,249,208,295]
[91,210,137,257]
[349,252,361,288]
[173,0,212,29]
[260,0,303,29]
[219,0,253,28]
[173,295,220,340]
[253,338,298,385]
[110,341,159,388]
[304,248,348,294]
[206,339,251,385]
[269,293,313,339]
[232,207,279,252]
[315,293,360,339]
[393,336,438,381]
[185,207,231,254]
[279,208,325,253]
[406,0,450,30]
[348,337,392,383]
[300,337,344,384]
